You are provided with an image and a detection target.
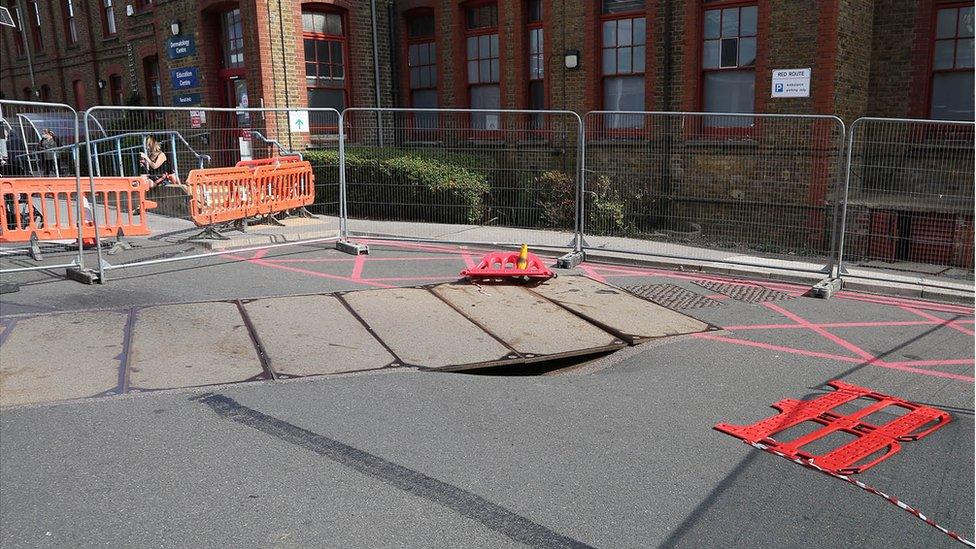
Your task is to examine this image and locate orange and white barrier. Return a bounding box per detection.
[0,176,156,244]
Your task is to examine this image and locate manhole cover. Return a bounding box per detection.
[623,284,722,310]
[693,280,796,303]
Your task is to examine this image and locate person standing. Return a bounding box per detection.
[38,128,59,176]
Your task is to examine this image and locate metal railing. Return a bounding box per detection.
[0,100,86,275]
[0,103,971,292]
[582,111,848,275]
[339,108,584,251]
[839,117,975,284]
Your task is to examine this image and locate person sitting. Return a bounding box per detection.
[138,136,183,189]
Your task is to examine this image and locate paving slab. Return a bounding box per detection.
[531,275,710,343]
[244,295,395,376]
[128,302,264,390]
[342,287,516,369]
[431,282,625,360]
[0,311,126,407]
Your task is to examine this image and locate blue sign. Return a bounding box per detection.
[166,36,196,59]
[173,93,201,106]
[171,67,199,90]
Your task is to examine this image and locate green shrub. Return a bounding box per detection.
[536,171,626,234]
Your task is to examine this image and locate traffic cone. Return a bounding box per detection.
[517,243,528,269]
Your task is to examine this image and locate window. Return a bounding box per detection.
[63,0,78,46]
[222,8,245,68]
[102,0,117,36]
[701,3,757,127]
[40,85,51,102]
[406,12,438,128]
[28,0,43,52]
[601,0,645,128]
[72,80,86,110]
[22,87,33,101]
[930,5,974,121]
[465,3,500,129]
[527,0,544,126]
[303,9,347,115]
[109,74,123,105]
[12,6,26,56]
[144,55,162,106]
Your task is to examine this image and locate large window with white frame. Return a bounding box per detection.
[701,2,757,128]
[930,4,974,121]
[601,0,646,129]
[527,0,545,127]
[465,2,500,129]
[406,11,438,128]
[303,9,348,115]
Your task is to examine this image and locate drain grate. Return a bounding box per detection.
[693,280,796,303]
[623,284,723,310]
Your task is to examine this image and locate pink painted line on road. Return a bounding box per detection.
[763,302,878,362]
[580,264,607,283]
[899,306,975,336]
[350,254,366,280]
[588,264,808,295]
[226,253,393,289]
[365,276,458,282]
[882,358,974,368]
[722,319,976,331]
[836,293,974,315]
[693,333,975,382]
[262,256,456,264]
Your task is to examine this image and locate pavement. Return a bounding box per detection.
[0,240,973,548]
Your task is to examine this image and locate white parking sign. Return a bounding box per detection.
[771,68,811,98]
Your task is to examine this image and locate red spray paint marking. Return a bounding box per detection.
[899,306,975,337]
[762,302,877,362]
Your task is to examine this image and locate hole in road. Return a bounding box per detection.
[457,351,616,376]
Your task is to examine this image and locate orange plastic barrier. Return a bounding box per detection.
[235,155,302,168]
[0,176,156,243]
[187,161,314,229]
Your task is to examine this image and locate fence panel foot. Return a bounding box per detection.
[810,277,843,299]
[65,266,100,285]
[556,250,586,269]
[336,240,369,255]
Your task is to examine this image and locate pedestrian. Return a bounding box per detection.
[139,135,182,188]
[38,128,59,176]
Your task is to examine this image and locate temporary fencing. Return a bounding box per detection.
[339,108,583,251]
[582,112,847,274]
[79,106,341,279]
[840,118,975,282]
[2,102,972,291]
[0,99,86,274]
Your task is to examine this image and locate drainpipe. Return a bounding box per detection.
[276,0,293,149]
[388,0,400,109]
[371,0,383,146]
[16,0,37,96]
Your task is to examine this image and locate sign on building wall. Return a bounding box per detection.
[288,110,310,133]
[771,68,811,98]
[173,93,201,106]
[189,110,206,128]
[167,36,197,60]
[171,67,199,90]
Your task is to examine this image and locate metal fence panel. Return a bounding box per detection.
[340,108,583,250]
[0,99,85,275]
[840,118,975,281]
[582,112,847,274]
[80,106,342,277]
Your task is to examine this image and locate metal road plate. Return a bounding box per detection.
[244,295,396,376]
[128,302,264,390]
[342,287,516,370]
[531,275,710,343]
[431,283,626,360]
[0,311,127,407]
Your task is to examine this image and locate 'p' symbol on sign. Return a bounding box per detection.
[775,83,784,93]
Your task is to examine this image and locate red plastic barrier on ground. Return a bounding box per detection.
[235,155,302,168]
[1,176,156,243]
[714,381,950,474]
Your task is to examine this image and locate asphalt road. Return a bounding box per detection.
[1,241,973,548]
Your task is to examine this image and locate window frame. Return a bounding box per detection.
[102,0,117,38]
[598,1,648,134]
[27,0,44,52]
[463,1,502,132]
[699,0,759,135]
[144,55,162,106]
[63,0,79,47]
[12,6,27,57]
[219,7,246,74]
[109,73,124,106]
[525,0,546,129]
[302,7,350,130]
[403,9,439,134]
[926,2,975,121]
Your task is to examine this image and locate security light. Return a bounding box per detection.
[564,50,580,70]
[170,20,181,36]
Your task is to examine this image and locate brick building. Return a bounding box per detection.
[1,1,972,122]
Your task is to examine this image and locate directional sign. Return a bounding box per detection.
[170,67,199,90]
[166,36,196,60]
[173,93,201,106]
[289,110,310,133]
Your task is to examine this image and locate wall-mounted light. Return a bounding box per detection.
[170,19,181,36]
[97,79,106,89]
[564,50,580,70]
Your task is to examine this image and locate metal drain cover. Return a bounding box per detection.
[693,280,796,303]
[623,284,722,310]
